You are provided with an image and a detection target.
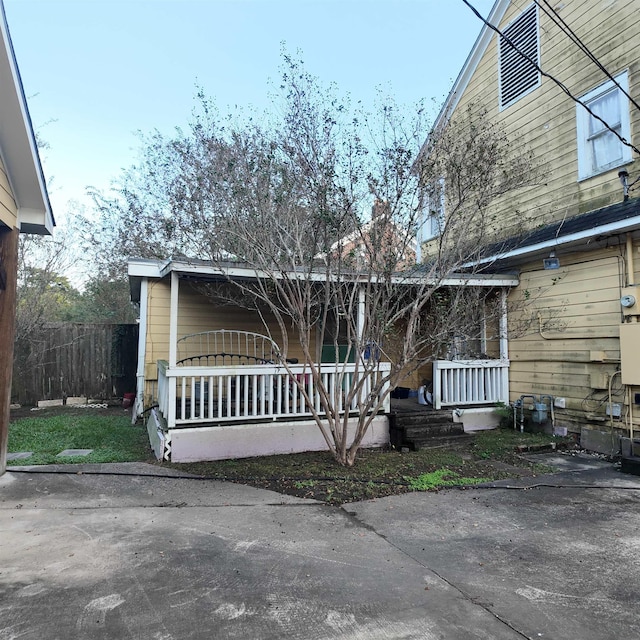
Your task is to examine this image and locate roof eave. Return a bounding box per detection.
[0,1,54,235]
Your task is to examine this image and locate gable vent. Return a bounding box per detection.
[499,4,540,109]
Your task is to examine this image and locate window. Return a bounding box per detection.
[420,178,445,241]
[499,4,540,109]
[576,72,632,180]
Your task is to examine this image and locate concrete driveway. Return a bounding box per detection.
[1,454,638,639]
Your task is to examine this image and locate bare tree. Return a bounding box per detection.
[91,55,535,465]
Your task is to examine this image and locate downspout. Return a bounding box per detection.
[625,234,635,443]
[626,234,635,288]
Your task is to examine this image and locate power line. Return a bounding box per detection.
[535,0,640,115]
[461,0,640,157]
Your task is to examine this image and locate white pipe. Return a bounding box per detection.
[626,234,635,285]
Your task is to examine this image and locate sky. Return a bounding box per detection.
[3,0,496,224]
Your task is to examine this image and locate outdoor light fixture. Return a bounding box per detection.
[543,251,560,270]
[619,170,630,201]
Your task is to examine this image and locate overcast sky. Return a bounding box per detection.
[4,0,496,223]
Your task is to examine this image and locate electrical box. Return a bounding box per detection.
[589,351,606,362]
[620,286,640,317]
[606,403,622,418]
[590,371,609,390]
[620,323,640,385]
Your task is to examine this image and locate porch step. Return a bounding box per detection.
[389,410,469,451]
[412,433,475,450]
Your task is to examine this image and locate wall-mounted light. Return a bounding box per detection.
[543,251,560,270]
[619,170,630,201]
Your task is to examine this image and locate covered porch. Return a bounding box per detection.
[129,258,516,462]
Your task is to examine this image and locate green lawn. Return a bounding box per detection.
[8,410,152,465]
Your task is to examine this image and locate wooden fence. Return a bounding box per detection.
[12,323,138,405]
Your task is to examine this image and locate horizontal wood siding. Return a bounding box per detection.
[143,276,317,394]
[508,247,625,429]
[0,157,17,229]
[448,0,640,235]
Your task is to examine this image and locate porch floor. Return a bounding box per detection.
[390,397,440,415]
[390,397,499,415]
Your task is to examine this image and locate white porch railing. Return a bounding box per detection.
[432,359,509,410]
[157,360,391,428]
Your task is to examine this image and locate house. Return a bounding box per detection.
[129,257,516,462]
[421,0,640,452]
[0,0,55,474]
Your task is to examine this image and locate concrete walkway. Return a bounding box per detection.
[1,455,639,639]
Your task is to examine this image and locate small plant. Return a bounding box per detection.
[405,469,489,491]
[494,401,514,429]
[293,479,317,489]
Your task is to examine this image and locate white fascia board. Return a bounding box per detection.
[393,273,518,287]
[0,4,54,235]
[431,0,509,133]
[127,258,165,278]
[16,207,54,235]
[161,259,333,283]
[470,215,640,267]
[156,257,518,288]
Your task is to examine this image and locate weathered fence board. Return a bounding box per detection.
[12,323,138,405]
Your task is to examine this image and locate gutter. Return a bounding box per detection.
[467,214,640,268]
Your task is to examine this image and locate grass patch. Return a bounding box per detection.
[472,428,570,462]
[405,469,491,491]
[8,410,151,465]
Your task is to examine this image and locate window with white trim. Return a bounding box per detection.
[499,4,540,109]
[422,177,445,241]
[576,72,632,180]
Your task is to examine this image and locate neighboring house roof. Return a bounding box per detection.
[475,197,640,270]
[128,256,519,304]
[0,1,54,235]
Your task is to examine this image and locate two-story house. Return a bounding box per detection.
[421,0,640,451]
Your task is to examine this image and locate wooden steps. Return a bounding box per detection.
[389,410,473,451]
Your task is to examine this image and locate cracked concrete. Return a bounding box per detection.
[1,457,639,639]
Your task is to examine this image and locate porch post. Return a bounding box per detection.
[133,278,148,422]
[167,270,179,428]
[357,285,365,341]
[499,289,508,361]
[169,271,179,367]
[0,227,18,476]
[499,289,509,403]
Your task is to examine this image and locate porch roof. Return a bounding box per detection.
[471,197,640,271]
[0,5,54,235]
[128,257,519,303]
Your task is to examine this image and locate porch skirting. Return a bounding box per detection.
[158,415,389,463]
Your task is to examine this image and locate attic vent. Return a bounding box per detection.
[499,4,540,109]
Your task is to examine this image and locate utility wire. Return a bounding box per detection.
[461,0,640,157]
[535,0,640,115]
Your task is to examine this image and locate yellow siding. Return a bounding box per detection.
[508,246,625,430]
[432,0,640,433]
[143,276,317,390]
[0,157,17,229]
[445,0,640,235]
